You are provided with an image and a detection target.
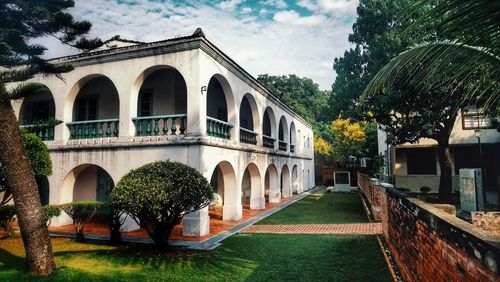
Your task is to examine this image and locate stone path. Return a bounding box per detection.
[240,223,382,235]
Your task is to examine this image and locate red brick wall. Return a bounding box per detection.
[385,189,499,282]
[357,173,385,221]
[357,173,500,282]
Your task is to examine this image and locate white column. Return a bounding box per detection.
[223,173,242,221]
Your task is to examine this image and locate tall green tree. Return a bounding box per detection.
[0,0,101,275]
[257,74,331,138]
[363,0,499,203]
[329,0,432,120]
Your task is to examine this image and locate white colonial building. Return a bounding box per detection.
[10,29,315,236]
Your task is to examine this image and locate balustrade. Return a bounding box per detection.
[278,140,287,151]
[132,114,187,136]
[20,124,55,141]
[207,117,233,139]
[67,119,119,139]
[263,135,276,149]
[240,128,258,144]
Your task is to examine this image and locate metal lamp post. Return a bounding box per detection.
[474,129,486,205]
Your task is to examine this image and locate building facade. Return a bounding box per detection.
[378,109,499,200]
[10,31,315,236]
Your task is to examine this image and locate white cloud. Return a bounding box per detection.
[298,0,358,14]
[218,0,243,10]
[262,0,288,9]
[273,10,326,26]
[37,0,357,90]
[241,7,252,14]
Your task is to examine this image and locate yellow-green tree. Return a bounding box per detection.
[314,136,333,162]
[330,117,367,165]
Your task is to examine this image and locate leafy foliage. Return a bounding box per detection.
[41,205,61,226]
[330,117,367,165]
[60,201,103,241]
[0,130,52,205]
[363,0,499,112]
[314,136,333,162]
[97,203,127,244]
[329,0,431,120]
[0,205,16,235]
[111,160,215,250]
[257,74,330,126]
[0,0,102,84]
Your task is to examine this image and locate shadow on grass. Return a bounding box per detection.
[0,234,392,281]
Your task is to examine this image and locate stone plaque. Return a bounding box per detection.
[334,171,351,192]
[459,168,484,212]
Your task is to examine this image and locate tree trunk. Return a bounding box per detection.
[0,101,55,275]
[437,140,453,203]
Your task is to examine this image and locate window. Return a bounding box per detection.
[75,96,98,121]
[138,91,153,117]
[406,148,437,175]
[454,146,481,174]
[462,107,493,130]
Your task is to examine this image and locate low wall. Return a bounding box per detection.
[358,173,500,282]
[357,173,385,221]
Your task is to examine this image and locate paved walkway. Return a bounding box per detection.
[240,223,382,235]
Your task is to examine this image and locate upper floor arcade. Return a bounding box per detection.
[10,30,314,157]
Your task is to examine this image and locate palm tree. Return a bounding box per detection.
[364,0,499,111]
[362,0,499,203]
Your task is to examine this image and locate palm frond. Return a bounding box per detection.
[363,42,500,111]
[411,0,500,48]
[8,83,50,100]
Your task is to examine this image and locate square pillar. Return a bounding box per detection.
[183,206,210,237]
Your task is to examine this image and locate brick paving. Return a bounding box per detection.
[240,223,382,235]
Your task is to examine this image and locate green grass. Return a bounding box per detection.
[0,234,391,281]
[258,189,368,225]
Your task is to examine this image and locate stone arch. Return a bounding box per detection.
[209,161,240,221]
[241,163,263,210]
[278,116,289,151]
[61,164,115,204]
[292,165,299,194]
[131,65,188,136]
[206,74,236,139]
[265,164,280,203]
[19,85,56,140]
[239,93,260,144]
[262,107,277,148]
[281,164,291,198]
[65,74,120,139]
[290,122,297,152]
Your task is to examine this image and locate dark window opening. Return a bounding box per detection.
[407,148,437,175]
[138,91,153,117]
[75,96,98,121]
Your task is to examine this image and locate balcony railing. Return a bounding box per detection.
[207,117,233,139]
[290,144,295,153]
[240,128,257,145]
[263,135,275,149]
[67,119,119,139]
[278,140,287,151]
[20,124,55,141]
[132,114,187,136]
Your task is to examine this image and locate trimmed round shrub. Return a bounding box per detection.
[111,160,214,250]
[41,205,61,226]
[60,201,104,241]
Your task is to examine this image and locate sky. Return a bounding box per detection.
[41,0,359,90]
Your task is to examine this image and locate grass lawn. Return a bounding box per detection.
[0,234,391,281]
[258,189,368,225]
